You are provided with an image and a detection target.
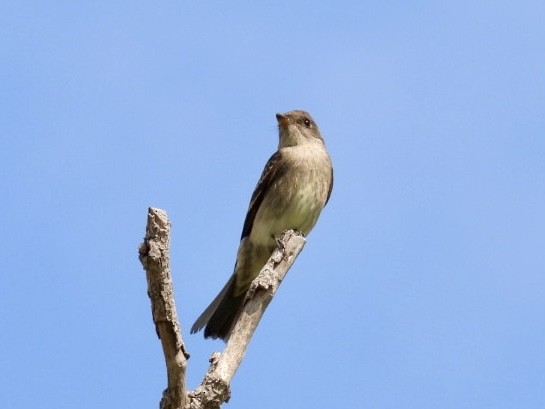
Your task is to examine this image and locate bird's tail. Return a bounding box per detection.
[190,274,246,341]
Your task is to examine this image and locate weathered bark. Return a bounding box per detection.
[139,207,306,409]
[139,208,189,409]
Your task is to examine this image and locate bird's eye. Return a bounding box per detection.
[303,118,311,127]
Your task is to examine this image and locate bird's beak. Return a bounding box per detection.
[276,113,289,128]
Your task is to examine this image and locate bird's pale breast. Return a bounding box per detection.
[249,144,331,247]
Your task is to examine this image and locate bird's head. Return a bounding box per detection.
[276,110,324,148]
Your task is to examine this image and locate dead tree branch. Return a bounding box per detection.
[188,229,306,409]
[139,207,306,409]
[139,208,189,409]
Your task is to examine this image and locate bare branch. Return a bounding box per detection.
[139,207,307,409]
[139,207,189,409]
[187,230,307,409]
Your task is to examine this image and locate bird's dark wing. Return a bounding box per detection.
[240,150,287,240]
[325,165,334,206]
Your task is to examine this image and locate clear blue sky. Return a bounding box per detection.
[1,2,544,408]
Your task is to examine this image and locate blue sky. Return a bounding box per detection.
[1,1,544,408]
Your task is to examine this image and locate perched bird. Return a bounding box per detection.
[191,110,333,341]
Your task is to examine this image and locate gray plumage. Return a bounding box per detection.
[191,110,333,340]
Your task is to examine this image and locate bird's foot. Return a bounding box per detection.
[275,237,285,252]
[275,230,305,252]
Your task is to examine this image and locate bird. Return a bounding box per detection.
[191,110,333,341]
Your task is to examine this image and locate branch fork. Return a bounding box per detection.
[139,208,306,409]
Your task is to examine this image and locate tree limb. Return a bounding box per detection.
[139,208,306,409]
[138,208,189,409]
[187,229,306,409]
